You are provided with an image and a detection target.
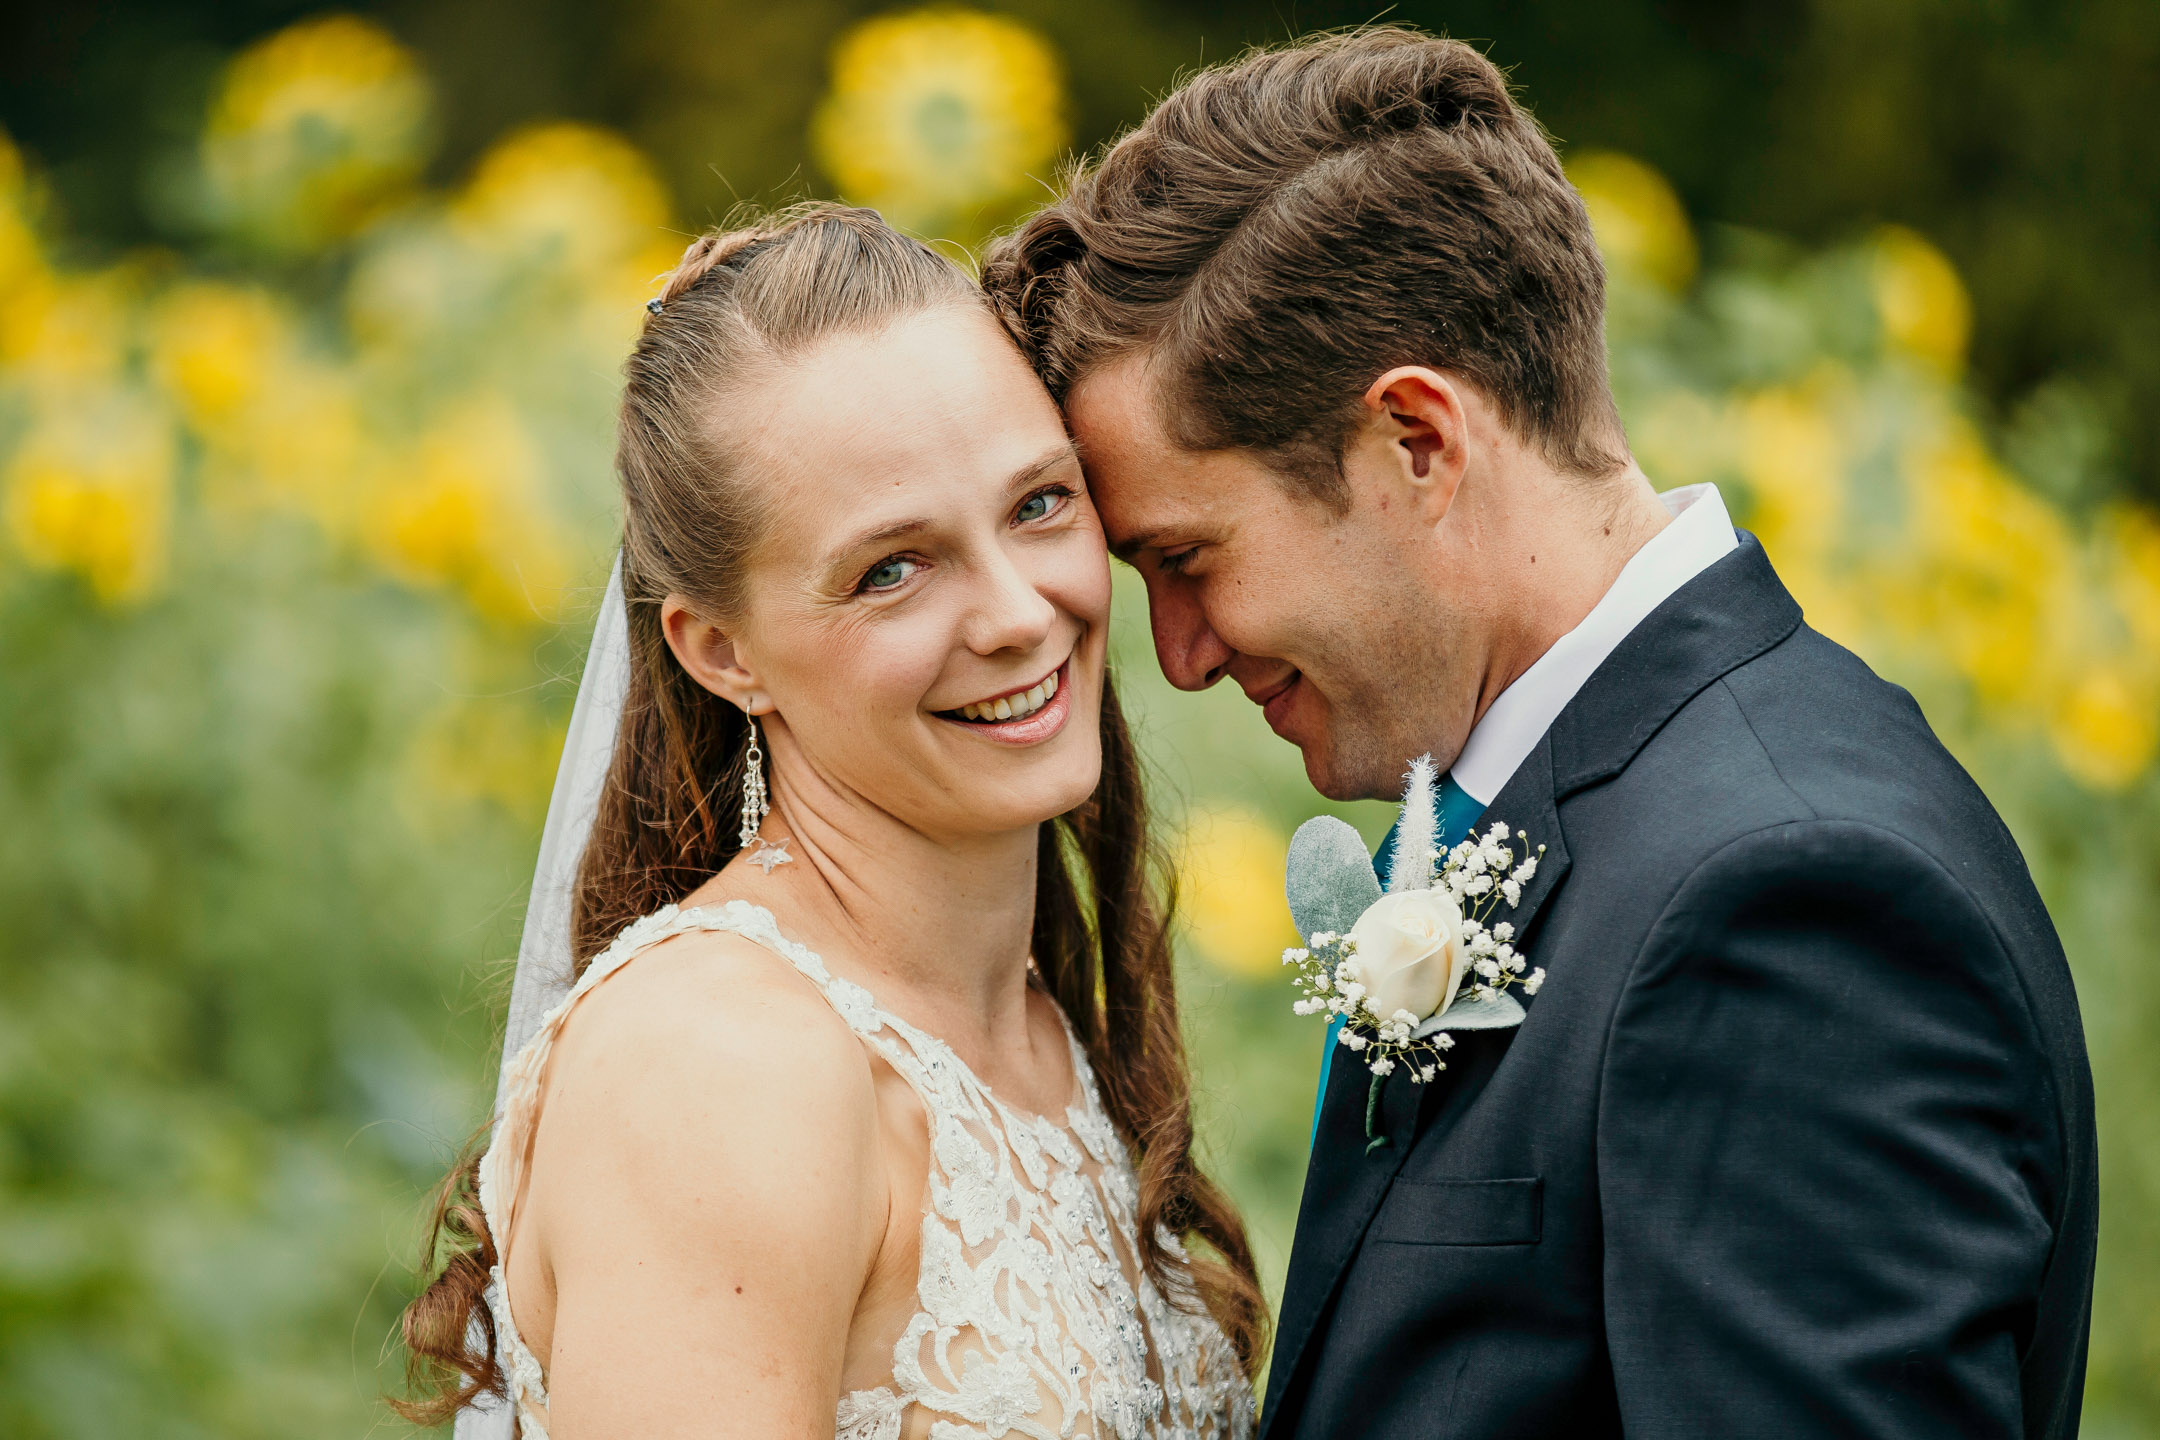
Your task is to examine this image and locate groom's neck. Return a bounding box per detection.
[1455,458,1672,732]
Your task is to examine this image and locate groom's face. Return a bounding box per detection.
[1067,358,1471,802]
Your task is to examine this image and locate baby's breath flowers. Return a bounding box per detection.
[1283,822,1544,1086]
[1284,820,1544,1151]
[1283,757,1549,1151]
[1439,822,1548,1005]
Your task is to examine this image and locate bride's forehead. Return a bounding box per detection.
[769,432,1056,540]
[743,422,1070,573]
[737,315,1065,515]
[765,303,1047,430]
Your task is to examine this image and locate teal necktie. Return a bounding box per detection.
[1309,772,1486,1144]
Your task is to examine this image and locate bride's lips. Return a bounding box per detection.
[934,660,1072,746]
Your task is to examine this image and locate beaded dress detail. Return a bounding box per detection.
[476,900,1254,1440]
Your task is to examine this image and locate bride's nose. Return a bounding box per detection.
[960,549,1058,656]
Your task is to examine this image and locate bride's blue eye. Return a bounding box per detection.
[1015,486,1070,524]
[862,557,916,592]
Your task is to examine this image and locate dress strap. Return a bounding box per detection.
[681,900,893,1040]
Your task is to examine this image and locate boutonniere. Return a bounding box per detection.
[1282,756,1545,1151]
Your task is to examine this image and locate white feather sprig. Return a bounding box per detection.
[1386,754,1440,894]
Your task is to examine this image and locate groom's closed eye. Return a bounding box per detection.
[1153,547,1199,576]
[1111,530,1200,573]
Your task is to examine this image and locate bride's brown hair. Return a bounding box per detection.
[395,203,1266,1422]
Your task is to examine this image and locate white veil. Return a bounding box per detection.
[455,553,630,1440]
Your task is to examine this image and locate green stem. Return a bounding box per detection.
[1364,1069,1391,1154]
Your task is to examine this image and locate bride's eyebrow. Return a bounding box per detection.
[1007,441,1081,493]
[822,445,1085,569]
[833,516,933,561]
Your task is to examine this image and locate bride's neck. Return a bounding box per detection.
[716,753,1041,1052]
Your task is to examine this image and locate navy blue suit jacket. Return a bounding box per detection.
[1260,536,2097,1440]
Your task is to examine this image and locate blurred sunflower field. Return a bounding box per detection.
[1,7,2155,1436]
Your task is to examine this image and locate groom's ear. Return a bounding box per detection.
[1361,367,1470,521]
[661,595,773,714]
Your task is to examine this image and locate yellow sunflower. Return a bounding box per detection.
[201,15,434,251]
[812,7,1068,242]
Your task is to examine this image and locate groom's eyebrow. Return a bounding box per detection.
[1109,527,1168,562]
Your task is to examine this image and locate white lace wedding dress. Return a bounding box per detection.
[476,900,1256,1440]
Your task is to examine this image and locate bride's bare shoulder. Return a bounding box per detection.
[520,923,891,1397]
[535,924,883,1213]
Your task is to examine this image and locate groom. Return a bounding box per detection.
[987,26,2097,1440]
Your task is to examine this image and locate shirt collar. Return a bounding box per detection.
[1450,483,1739,805]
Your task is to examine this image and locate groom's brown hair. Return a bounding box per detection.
[983,27,1628,506]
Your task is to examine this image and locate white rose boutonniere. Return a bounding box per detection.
[1281,756,1546,1151]
[1347,888,1469,1027]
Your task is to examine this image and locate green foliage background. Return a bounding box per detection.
[0,3,2155,1437]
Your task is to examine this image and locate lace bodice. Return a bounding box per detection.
[476,900,1255,1440]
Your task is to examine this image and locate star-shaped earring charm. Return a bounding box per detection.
[748,837,793,873]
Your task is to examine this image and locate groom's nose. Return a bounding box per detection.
[1145,577,1234,691]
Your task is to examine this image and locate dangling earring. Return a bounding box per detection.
[738,714,792,873]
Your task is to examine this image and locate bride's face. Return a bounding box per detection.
[692,304,1109,840]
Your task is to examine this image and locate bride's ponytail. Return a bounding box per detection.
[398,202,1265,1420]
[390,1147,496,1425]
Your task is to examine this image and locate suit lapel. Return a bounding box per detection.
[1470,739,1572,953]
[1261,742,1571,1435]
[1545,533,1802,798]
[1260,1016,1422,1432]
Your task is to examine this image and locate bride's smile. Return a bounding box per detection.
[935,657,1068,738]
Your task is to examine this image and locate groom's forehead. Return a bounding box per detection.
[1092,451,1258,558]
[1063,350,1185,445]
[1067,363,1201,513]
[1065,353,1328,555]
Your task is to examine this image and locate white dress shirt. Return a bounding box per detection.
[1450,483,1739,805]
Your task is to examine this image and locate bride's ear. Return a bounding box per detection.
[661,595,773,714]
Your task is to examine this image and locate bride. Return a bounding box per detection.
[396,205,1264,1438]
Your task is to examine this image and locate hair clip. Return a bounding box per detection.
[645,297,664,315]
